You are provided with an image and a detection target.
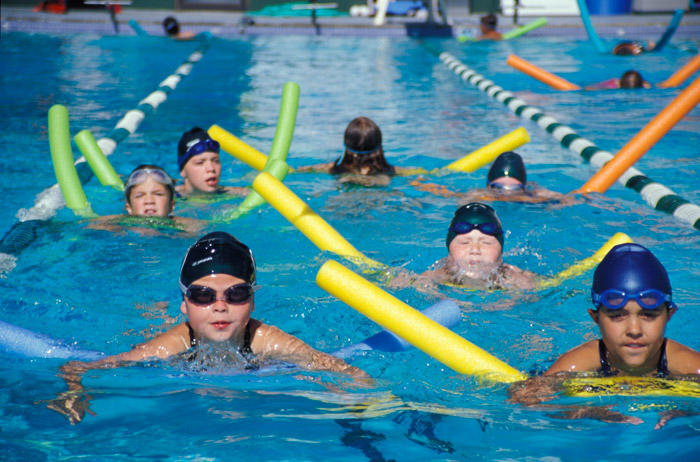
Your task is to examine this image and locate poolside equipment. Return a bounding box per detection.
[0,319,103,360]
[48,105,95,217]
[577,76,700,194]
[333,299,461,358]
[252,172,383,268]
[506,54,580,91]
[436,51,700,230]
[501,17,547,40]
[209,125,269,172]
[317,259,526,383]
[539,232,632,289]
[74,129,124,191]
[1,40,212,261]
[445,127,529,172]
[658,53,700,89]
[221,82,299,221]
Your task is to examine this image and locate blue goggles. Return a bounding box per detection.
[592,289,675,310]
[450,221,501,237]
[186,138,220,158]
[487,181,524,191]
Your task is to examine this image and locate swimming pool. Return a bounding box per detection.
[1,31,699,460]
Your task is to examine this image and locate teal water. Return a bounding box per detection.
[1,32,699,460]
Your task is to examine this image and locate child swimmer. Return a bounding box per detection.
[510,244,700,427]
[49,232,369,423]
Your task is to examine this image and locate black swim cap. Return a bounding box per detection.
[487,151,527,186]
[179,232,256,291]
[592,243,673,306]
[163,16,180,36]
[446,202,504,248]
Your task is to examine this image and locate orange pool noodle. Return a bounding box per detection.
[577,76,700,194]
[658,53,700,89]
[506,54,580,91]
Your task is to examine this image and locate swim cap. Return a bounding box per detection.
[163,16,180,36]
[487,151,527,186]
[446,202,504,248]
[177,127,220,171]
[592,243,673,307]
[179,232,256,291]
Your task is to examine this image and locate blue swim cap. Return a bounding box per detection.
[487,151,527,186]
[177,127,220,171]
[446,202,504,249]
[180,232,256,291]
[592,243,673,308]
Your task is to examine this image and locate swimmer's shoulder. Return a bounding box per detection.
[119,322,191,361]
[667,339,700,375]
[545,340,600,375]
[295,162,335,173]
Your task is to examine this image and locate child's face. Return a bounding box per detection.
[125,177,173,217]
[589,301,674,374]
[447,230,502,279]
[180,151,222,193]
[180,273,253,345]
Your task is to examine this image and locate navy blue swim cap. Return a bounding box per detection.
[592,243,673,307]
[487,151,527,186]
[180,232,256,291]
[177,127,219,171]
[446,202,504,249]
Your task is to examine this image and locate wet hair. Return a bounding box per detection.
[620,70,645,89]
[612,42,643,56]
[480,14,497,29]
[331,116,395,175]
[163,16,180,36]
[180,232,256,291]
[124,164,175,205]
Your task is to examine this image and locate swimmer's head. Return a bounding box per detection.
[612,42,643,56]
[124,164,175,217]
[177,127,220,171]
[487,151,527,189]
[620,70,645,89]
[163,16,180,36]
[480,14,497,30]
[180,232,256,292]
[592,243,675,311]
[332,116,394,175]
[446,202,504,249]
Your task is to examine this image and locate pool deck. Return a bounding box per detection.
[2,5,700,39]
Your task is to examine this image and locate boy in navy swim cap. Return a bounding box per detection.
[422,203,536,289]
[175,127,249,197]
[546,243,700,377]
[49,232,368,424]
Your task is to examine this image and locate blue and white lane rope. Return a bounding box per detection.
[0,39,211,270]
[438,51,700,230]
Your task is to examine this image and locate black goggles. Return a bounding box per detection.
[450,221,501,237]
[185,283,257,305]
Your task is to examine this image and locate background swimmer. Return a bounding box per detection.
[412,152,575,205]
[176,127,249,197]
[586,69,652,90]
[612,41,655,55]
[48,232,369,424]
[510,244,700,427]
[296,116,414,186]
[479,14,502,40]
[89,164,202,234]
[162,16,196,40]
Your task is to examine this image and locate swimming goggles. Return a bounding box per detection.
[185,138,220,158]
[449,221,501,237]
[592,289,675,310]
[185,283,258,306]
[126,168,173,188]
[487,182,524,191]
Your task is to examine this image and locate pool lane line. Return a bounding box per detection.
[0,38,212,267]
[435,51,700,231]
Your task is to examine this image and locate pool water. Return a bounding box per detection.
[1,32,699,460]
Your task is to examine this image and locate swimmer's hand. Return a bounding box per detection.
[46,390,96,424]
[655,409,692,430]
[547,406,643,425]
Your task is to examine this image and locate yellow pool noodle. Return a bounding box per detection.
[252,172,383,268]
[208,124,269,172]
[564,376,700,398]
[445,127,530,172]
[317,260,527,383]
[539,232,633,289]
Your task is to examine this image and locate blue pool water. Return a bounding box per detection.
[1,31,699,460]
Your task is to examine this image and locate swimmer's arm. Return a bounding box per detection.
[221,186,250,197]
[585,79,620,90]
[294,162,335,173]
[86,215,122,232]
[173,216,206,235]
[251,322,370,380]
[409,177,460,197]
[117,322,191,362]
[502,264,539,290]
